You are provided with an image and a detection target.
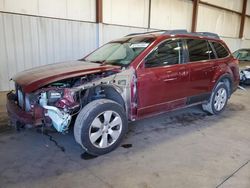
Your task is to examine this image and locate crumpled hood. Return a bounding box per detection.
[13,61,120,93]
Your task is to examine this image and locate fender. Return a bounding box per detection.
[211,73,233,96]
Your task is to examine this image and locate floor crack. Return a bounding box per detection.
[216,160,250,188]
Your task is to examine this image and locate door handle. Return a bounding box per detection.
[178,70,188,76]
[163,77,178,82]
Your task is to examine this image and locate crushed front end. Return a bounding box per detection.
[6,67,136,133]
[7,83,80,132]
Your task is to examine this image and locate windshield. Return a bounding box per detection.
[233,49,250,61]
[85,37,155,66]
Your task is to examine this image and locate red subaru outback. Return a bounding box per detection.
[7,30,239,155]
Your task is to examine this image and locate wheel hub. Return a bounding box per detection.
[214,88,227,111]
[89,110,122,148]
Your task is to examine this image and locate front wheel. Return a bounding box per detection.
[74,99,128,156]
[202,82,229,115]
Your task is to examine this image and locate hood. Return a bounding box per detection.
[13,61,120,93]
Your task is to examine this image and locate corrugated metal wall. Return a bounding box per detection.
[1,0,250,91]
[103,0,149,28]
[102,24,148,44]
[0,0,96,22]
[150,0,193,30]
[0,13,97,90]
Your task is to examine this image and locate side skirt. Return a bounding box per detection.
[186,93,211,105]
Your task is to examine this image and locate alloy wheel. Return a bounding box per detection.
[214,88,227,111]
[89,110,122,148]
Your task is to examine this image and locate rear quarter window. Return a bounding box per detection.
[212,42,229,58]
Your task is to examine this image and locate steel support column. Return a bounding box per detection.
[239,0,247,38]
[191,0,199,32]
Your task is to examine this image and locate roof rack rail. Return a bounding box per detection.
[163,29,188,35]
[125,30,166,37]
[194,32,220,39]
[125,29,220,39]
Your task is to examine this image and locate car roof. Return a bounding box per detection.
[120,30,223,42]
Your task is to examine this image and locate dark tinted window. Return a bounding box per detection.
[187,39,212,62]
[208,42,216,59]
[212,42,229,58]
[145,39,183,68]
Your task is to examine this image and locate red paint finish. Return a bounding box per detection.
[137,63,189,117]
[209,57,240,92]
[56,88,79,109]
[130,35,239,119]
[8,32,240,125]
[186,60,217,96]
[13,61,120,93]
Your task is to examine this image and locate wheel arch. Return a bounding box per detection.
[212,73,233,97]
[101,85,126,109]
[83,85,126,110]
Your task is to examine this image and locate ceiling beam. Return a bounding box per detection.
[191,0,199,32]
[239,0,248,38]
[96,0,103,23]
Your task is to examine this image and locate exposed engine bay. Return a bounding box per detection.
[15,68,135,133]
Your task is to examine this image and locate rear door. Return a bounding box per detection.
[185,39,217,102]
[136,39,189,117]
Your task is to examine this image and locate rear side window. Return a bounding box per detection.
[212,42,229,58]
[187,39,214,62]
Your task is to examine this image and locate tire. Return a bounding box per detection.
[202,82,229,115]
[74,99,128,156]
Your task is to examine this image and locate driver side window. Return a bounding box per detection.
[145,39,183,68]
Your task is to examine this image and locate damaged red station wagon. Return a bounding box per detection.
[7,30,239,155]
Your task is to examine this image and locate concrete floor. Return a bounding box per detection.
[0,88,250,188]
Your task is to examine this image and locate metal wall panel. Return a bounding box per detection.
[244,17,250,39]
[241,38,250,49]
[102,24,148,44]
[197,5,241,38]
[203,0,243,12]
[103,0,149,28]
[0,13,97,91]
[247,1,250,15]
[0,0,96,22]
[221,37,241,52]
[150,0,193,30]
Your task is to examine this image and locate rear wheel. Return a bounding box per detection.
[202,82,228,115]
[74,99,128,155]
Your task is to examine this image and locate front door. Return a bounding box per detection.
[136,39,189,118]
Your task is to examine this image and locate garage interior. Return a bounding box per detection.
[0,0,250,187]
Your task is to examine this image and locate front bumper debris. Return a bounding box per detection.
[6,92,43,126]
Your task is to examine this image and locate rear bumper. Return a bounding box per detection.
[6,92,42,126]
